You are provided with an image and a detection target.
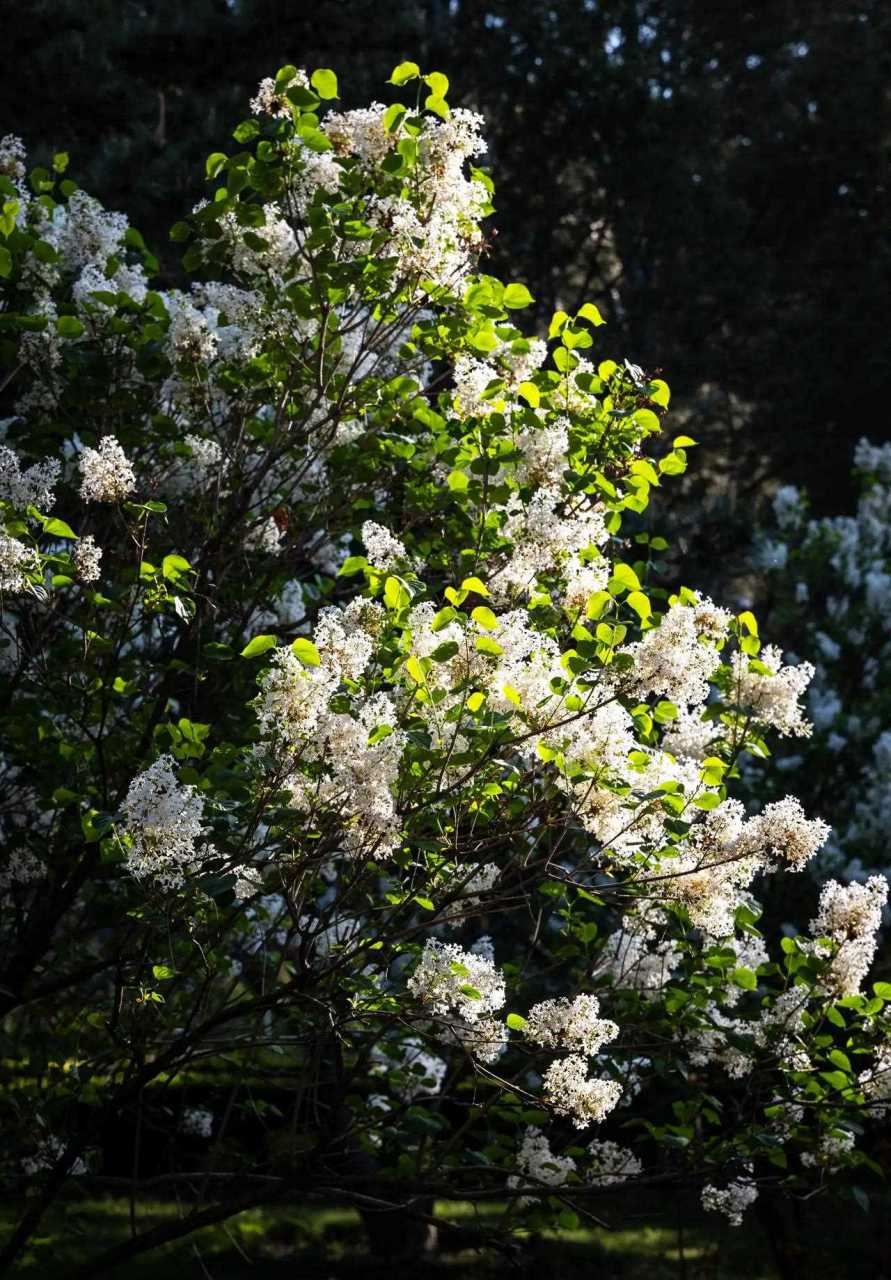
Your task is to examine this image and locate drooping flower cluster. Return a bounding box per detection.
[623,596,731,706]
[701,1175,758,1227]
[360,520,408,571]
[507,1126,576,1204]
[407,938,506,1026]
[120,754,211,889]
[586,1139,642,1184]
[0,531,39,594]
[808,874,888,995]
[542,1055,623,1130]
[525,994,618,1057]
[180,1108,214,1139]
[0,444,59,511]
[728,644,814,737]
[72,534,102,583]
[78,436,136,503]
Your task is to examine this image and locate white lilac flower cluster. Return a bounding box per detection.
[0,444,60,511]
[800,1128,855,1170]
[0,531,40,594]
[525,994,618,1057]
[180,1108,214,1139]
[406,938,507,1065]
[249,79,490,295]
[78,436,136,504]
[595,911,682,994]
[72,534,102,583]
[541,1055,623,1131]
[371,1036,448,1102]
[0,848,45,895]
[623,596,731,707]
[729,644,815,738]
[808,874,888,996]
[586,1139,642,1184]
[701,1174,758,1227]
[21,1135,87,1178]
[507,1126,576,1205]
[651,796,829,938]
[408,938,506,1025]
[120,754,211,890]
[162,433,225,498]
[258,600,403,857]
[858,1043,891,1118]
[360,520,408,571]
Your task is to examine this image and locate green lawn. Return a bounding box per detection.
[2,1191,885,1278]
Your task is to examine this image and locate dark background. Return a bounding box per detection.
[3,0,889,516]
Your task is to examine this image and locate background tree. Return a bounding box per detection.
[4,0,889,516]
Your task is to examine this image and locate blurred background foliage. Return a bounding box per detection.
[2,0,889,522]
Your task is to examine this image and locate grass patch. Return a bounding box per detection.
[1,1188,885,1277]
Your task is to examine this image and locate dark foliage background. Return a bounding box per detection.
[3,1,889,517]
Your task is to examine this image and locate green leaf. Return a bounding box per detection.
[152,965,175,981]
[475,635,504,657]
[162,554,191,580]
[241,635,277,659]
[384,575,411,610]
[506,1013,527,1031]
[586,590,612,620]
[291,638,321,667]
[310,68,338,99]
[693,791,722,810]
[460,576,489,597]
[424,71,449,98]
[626,590,652,620]
[405,655,427,684]
[430,641,459,662]
[0,245,11,277]
[43,517,76,539]
[872,981,891,1000]
[610,562,641,592]
[232,120,259,143]
[203,642,233,661]
[731,966,757,990]
[425,95,450,120]
[517,381,540,408]
[577,301,606,327]
[503,282,534,309]
[383,103,407,134]
[55,315,84,338]
[430,606,457,632]
[389,61,421,85]
[338,555,368,576]
[205,152,228,179]
[548,310,570,338]
[471,605,497,631]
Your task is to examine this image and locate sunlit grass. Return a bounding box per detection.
[1,1189,883,1277]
